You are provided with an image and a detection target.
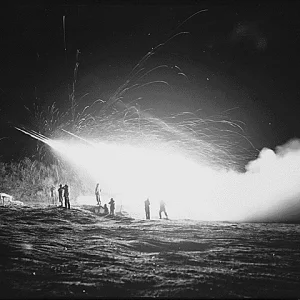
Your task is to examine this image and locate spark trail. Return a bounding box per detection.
[15,9,300,222]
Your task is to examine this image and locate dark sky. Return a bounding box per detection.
[1,0,300,164]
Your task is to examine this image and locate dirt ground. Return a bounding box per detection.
[0,205,299,298]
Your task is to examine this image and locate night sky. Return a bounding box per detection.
[1,1,300,165]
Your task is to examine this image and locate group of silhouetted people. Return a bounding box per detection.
[57,184,70,209]
[144,198,168,220]
[95,183,115,215]
[102,198,115,215]
[94,183,168,219]
[49,180,170,219]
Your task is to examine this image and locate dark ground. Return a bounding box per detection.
[0,205,299,298]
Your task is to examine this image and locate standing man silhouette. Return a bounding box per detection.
[64,184,70,209]
[58,184,64,207]
[144,198,150,220]
[95,183,101,206]
[159,200,168,219]
[109,198,115,215]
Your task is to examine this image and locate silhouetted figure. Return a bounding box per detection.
[103,204,109,214]
[64,184,70,209]
[159,200,168,219]
[58,184,64,207]
[109,198,115,215]
[95,183,101,206]
[144,198,150,220]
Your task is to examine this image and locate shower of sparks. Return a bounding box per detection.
[15,118,300,223]
[15,113,259,223]
[17,8,294,222]
[15,24,256,221]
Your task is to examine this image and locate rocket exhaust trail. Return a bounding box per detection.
[15,127,93,148]
[15,127,50,144]
[61,129,95,147]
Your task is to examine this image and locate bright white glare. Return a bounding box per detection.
[49,138,300,221]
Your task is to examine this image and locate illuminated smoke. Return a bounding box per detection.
[14,9,299,221]
[25,124,299,222]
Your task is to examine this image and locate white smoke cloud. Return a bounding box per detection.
[172,138,300,222]
[51,138,300,222]
[209,138,300,222]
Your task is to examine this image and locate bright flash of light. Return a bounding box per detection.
[16,127,300,221]
[14,14,300,222]
[46,134,300,222]
[49,137,216,219]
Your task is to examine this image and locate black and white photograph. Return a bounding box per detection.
[0,1,300,298]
